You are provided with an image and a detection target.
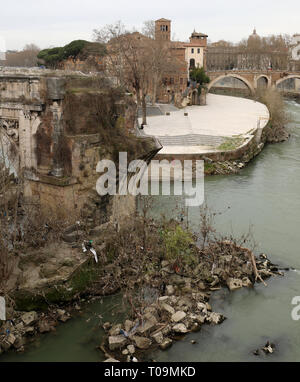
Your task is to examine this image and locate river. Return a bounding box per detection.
[1,99,300,362]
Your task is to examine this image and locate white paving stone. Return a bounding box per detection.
[139,94,269,155]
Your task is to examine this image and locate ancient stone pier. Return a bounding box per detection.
[0,67,160,219]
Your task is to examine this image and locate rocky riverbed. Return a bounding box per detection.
[0,307,71,354]
[100,249,285,362]
[0,212,287,360]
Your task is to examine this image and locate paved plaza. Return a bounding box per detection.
[139,94,270,154]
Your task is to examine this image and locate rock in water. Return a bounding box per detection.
[151,331,164,344]
[262,341,275,354]
[104,358,120,362]
[124,320,134,333]
[109,324,122,336]
[38,321,51,333]
[127,345,135,354]
[206,312,225,325]
[138,313,157,335]
[21,311,38,326]
[108,335,127,351]
[6,333,16,345]
[133,336,152,350]
[171,311,186,323]
[172,323,188,334]
[226,278,243,291]
[159,338,172,350]
[242,277,252,287]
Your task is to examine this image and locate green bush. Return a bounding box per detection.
[189,67,210,85]
[37,40,106,68]
[162,225,194,264]
[61,40,88,60]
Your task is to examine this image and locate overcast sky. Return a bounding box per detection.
[1,0,299,51]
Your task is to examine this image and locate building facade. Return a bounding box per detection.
[184,31,208,71]
[207,29,289,71]
[155,19,207,71]
[154,18,208,102]
[290,34,300,71]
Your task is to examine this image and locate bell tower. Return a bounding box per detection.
[155,18,171,41]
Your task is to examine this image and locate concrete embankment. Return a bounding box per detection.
[140,94,270,175]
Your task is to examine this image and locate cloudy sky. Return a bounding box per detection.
[1,0,299,51]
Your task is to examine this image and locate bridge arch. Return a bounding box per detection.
[207,74,255,95]
[256,75,270,89]
[275,74,300,89]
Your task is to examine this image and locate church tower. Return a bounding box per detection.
[155,18,171,41]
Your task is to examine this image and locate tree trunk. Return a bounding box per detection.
[142,94,147,125]
[152,76,158,106]
[136,89,141,108]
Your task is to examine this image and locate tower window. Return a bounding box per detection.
[197,48,200,54]
[160,25,168,32]
[191,48,194,54]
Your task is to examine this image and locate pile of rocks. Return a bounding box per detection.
[101,249,284,361]
[0,308,71,355]
[102,291,225,361]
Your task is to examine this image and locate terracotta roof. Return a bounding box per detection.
[171,41,186,49]
[156,18,171,22]
[184,42,206,47]
[191,32,208,38]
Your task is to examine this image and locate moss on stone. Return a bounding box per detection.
[12,261,103,312]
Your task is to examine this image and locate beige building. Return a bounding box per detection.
[155,18,208,75]
[290,34,300,61]
[184,31,208,71]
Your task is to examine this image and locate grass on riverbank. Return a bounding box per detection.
[217,136,245,151]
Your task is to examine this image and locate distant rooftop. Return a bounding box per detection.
[191,31,208,38]
[156,18,171,22]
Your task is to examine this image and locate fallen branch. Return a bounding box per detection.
[242,246,267,286]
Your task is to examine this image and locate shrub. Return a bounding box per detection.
[189,67,210,85]
[37,40,107,68]
[162,225,194,264]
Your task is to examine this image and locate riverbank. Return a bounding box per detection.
[0,215,285,359]
[1,100,299,362]
[140,90,294,176]
[139,94,270,175]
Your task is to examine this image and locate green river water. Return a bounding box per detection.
[1,100,300,362]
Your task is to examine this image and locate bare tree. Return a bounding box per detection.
[93,21,182,123]
[207,33,291,71]
[4,44,40,67]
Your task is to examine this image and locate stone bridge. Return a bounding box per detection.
[207,70,300,94]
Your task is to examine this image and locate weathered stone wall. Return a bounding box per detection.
[0,68,161,221]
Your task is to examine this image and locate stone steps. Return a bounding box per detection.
[156,134,225,147]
